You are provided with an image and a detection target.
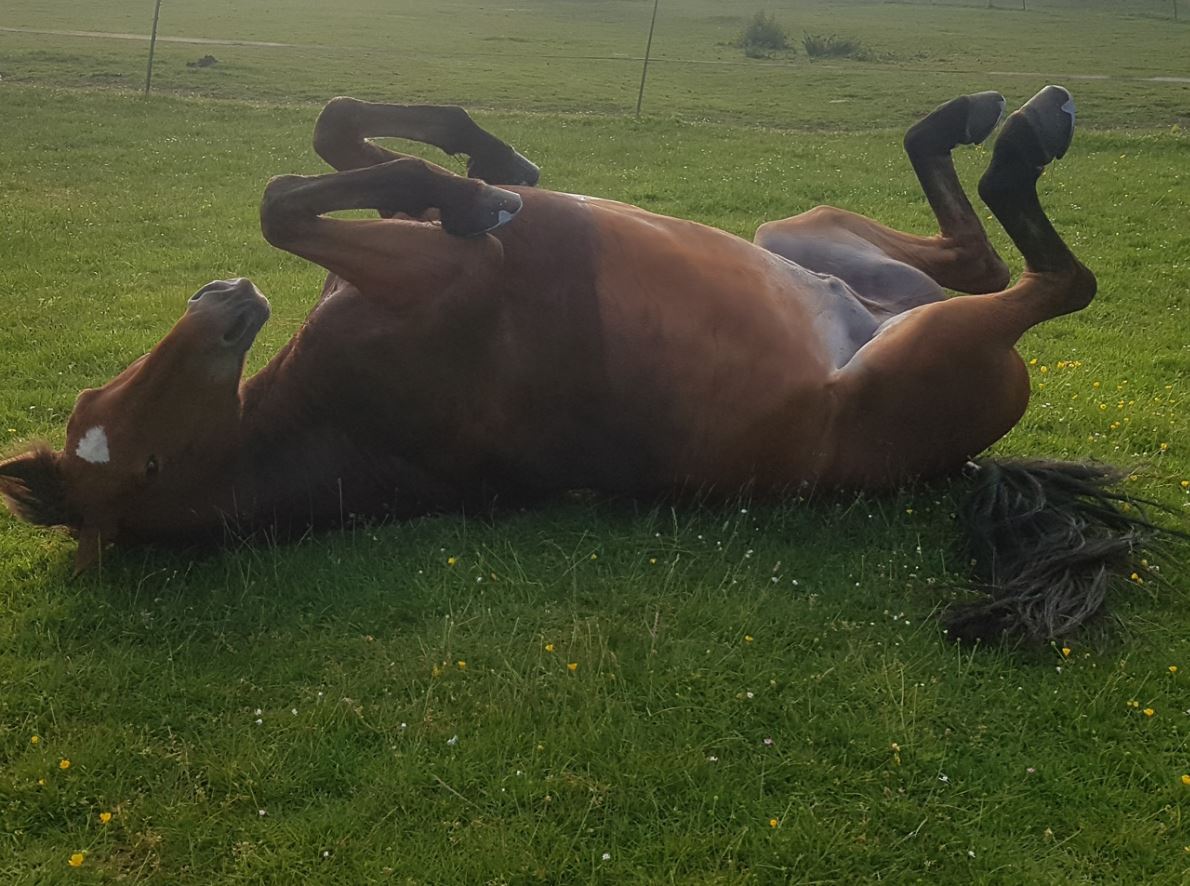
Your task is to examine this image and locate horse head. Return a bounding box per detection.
[0,278,270,573]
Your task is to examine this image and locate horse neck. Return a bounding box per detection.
[231,346,358,529]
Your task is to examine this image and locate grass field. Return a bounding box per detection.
[1,0,1188,127]
[2,0,1190,882]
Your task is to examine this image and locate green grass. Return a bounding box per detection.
[2,0,1190,881]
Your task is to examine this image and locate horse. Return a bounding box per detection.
[0,87,1167,641]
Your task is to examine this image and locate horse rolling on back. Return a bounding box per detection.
[0,88,1171,642]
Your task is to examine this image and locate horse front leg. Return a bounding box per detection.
[260,158,522,294]
[312,97,540,186]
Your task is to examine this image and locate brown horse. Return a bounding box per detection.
[0,88,1165,640]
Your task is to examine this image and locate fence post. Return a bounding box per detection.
[635,0,660,118]
[144,0,163,96]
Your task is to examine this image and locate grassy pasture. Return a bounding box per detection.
[1,0,1188,127]
[2,0,1190,882]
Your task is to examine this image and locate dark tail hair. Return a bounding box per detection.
[945,458,1186,644]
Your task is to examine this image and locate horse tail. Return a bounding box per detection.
[945,458,1186,644]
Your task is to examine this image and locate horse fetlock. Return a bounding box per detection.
[260,175,312,245]
[312,96,364,158]
[976,129,1043,211]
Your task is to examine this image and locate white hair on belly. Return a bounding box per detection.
[76,426,111,464]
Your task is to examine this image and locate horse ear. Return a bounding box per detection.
[0,447,70,527]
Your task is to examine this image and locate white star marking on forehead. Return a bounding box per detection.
[76,426,111,464]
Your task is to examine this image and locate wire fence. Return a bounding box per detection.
[0,0,1185,123]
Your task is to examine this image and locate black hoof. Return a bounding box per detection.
[1017,85,1075,162]
[905,90,1006,156]
[964,90,1007,145]
[467,148,541,187]
[441,184,523,237]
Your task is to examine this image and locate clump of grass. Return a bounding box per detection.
[737,11,791,57]
[802,32,870,61]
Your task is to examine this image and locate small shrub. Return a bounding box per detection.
[737,11,790,53]
[802,32,869,60]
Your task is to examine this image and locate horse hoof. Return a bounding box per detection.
[467,148,541,187]
[905,90,1005,155]
[1018,85,1075,162]
[964,91,1007,145]
[441,185,523,237]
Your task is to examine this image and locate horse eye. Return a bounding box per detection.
[145,456,159,479]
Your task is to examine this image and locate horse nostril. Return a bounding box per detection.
[189,278,256,306]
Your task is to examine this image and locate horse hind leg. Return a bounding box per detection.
[826,87,1092,484]
[900,90,1012,292]
[757,91,1012,305]
[979,86,1087,287]
[312,97,540,186]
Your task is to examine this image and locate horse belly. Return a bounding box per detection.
[585,206,843,486]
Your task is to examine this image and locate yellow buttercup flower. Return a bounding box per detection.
[744,635,754,644]
[59,759,71,770]
[544,643,555,653]
[1170,666,1179,675]
[769,818,779,828]
[567,662,578,672]
[1181,774,1190,786]
[1061,647,1071,658]
[99,811,113,824]
[456,660,467,671]
[1143,708,1155,717]
[68,853,85,868]
[30,735,40,745]
[446,556,458,566]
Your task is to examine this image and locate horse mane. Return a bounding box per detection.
[0,445,71,527]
